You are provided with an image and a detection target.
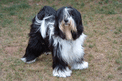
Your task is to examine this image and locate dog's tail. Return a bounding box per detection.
[33,6,56,38]
[35,15,54,38]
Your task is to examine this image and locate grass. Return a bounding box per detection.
[96,0,122,14]
[0,0,122,81]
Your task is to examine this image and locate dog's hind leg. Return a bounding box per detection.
[21,31,49,64]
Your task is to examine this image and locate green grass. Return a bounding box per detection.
[107,74,114,79]
[2,3,30,15]
[117,66,122,70]
[88,43,96,48]
[0,0,122,81]
[114,25,122,34]
[95,0,122,14]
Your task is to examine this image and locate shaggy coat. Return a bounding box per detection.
[21,6,88,77]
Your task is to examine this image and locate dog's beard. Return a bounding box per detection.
[59,19,77,40]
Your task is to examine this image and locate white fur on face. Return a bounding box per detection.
[63,7,72,19]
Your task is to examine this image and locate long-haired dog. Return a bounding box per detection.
[21,6,88,77]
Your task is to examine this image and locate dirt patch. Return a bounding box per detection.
[4,46,19,55]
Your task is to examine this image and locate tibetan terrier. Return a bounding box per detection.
[21,6,88,77]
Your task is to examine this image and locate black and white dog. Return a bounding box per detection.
[21,6,88,77]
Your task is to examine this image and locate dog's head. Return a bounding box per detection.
[54,6,84,40]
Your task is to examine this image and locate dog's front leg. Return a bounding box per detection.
[52,44,72,77]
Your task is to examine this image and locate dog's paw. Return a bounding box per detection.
[44,52,51,55]
[21,57,36,64]
[53,67,72,78]
[71,61,88,70]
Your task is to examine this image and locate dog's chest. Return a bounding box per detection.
[53,34,86,64]
[60,39,84,64]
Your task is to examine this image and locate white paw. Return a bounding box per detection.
[21,57,36,64]
[82,61,88,69]
[53,67,72,78]
[71,61,88,70]
[21,58,26,62]
[44,52,51,55]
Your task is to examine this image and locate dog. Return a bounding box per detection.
[21,6,88,77]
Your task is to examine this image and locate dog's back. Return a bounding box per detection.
[37,6,56,20]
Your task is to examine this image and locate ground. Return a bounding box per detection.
[0,0,122,81]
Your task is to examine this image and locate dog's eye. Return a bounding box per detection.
[69,12,74,16]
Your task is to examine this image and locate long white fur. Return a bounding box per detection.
[53,33,87,65]
[53,67,72,77]
[48,23,54,40]
[35,15,54,38]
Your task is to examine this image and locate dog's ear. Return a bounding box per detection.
[54,17,66,39]
[78,23,83,38]
[54,8,66,39]
[70,8,83,35]
[74,10,84,36]
[71,20,83,40]
[77,18,84,34]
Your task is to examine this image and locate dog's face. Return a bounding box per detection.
[55,7,83,40]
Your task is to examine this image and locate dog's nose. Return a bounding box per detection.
[64,19,68,23]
